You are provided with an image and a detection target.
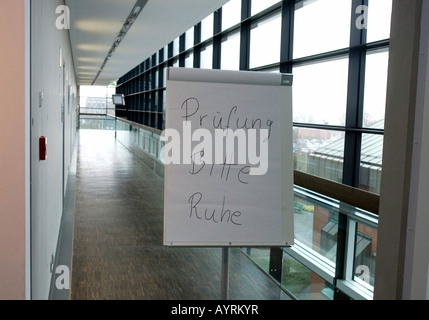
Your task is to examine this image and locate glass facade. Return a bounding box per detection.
[292,57,349,126]
[293,0,352,59]
[115,0,392,300]
[249,12,282,68]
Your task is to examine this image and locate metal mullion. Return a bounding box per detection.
[239,0,251,71]
[267,0,295,285]
[194,22,201,68]
[212,9,222,69]
[343,0,368,188]
[168,42,173,60]
[179,33,186,67]
[333,0,368,300]
[242,0,251,21]
[280,0,294,74]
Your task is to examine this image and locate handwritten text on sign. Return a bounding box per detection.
[163,69,292,246]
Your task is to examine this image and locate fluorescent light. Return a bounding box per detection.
[92,0,148,85]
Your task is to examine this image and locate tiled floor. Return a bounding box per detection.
[70,129,290,300]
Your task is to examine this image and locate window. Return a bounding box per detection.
[359,134,383,194]
[201,13,214,42]
[185,27,194,50]
[363,49,389,128]
[294,128,345,183]
[221,32,240,70]
[282,251,334,300]
[185,52,193,68]
[251,0,280,16]
[366,0,392,43]
[249,12,281,68]
[294,189,339,264]
[221,0,241,31]
[293,57,349,126]
[353,222,377,288]
[200,44,213,69]
[293,0,352,59]
[172,37,180,56]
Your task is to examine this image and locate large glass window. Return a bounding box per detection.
[222,0,241,31]
[294,190,339,264]
[282,252,334,300]
[201,13,214,42]
[201,13,214,41]
[293,57,349,126]
[185,27,194,50]
[185,52,193,68]
[251,0,280,16]
[294,128,345,183]
[363,49,389,128]
[294,0,352,59]
[366,0,392,43]
[221,32,240,70]
[249,12,282,68]
[200,44,213,69]
[359,134,383,194]
[172,37,180,56]
[353,222,377,288]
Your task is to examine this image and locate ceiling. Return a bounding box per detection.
[66,0,229,86]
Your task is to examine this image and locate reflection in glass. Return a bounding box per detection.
[246,248,270,274]
[221,32,240,70]
[359,134,383,194]
[293,57,349,126]
[294,0,352,59]
[353,222,377,288]
[249,12,281,68]
[294,189,338,264]
[294,128,345,183]
[282,252,333,300]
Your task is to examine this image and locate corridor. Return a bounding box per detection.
[70,128,290,300]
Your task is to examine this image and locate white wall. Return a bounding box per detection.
[31,0,77,299]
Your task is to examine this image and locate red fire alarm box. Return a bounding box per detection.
[39,136,47,161]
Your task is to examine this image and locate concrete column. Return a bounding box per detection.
[374,0,423,300]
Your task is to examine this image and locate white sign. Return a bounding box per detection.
[163,68,294,246]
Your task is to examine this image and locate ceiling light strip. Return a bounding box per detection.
[92,0,148,85]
